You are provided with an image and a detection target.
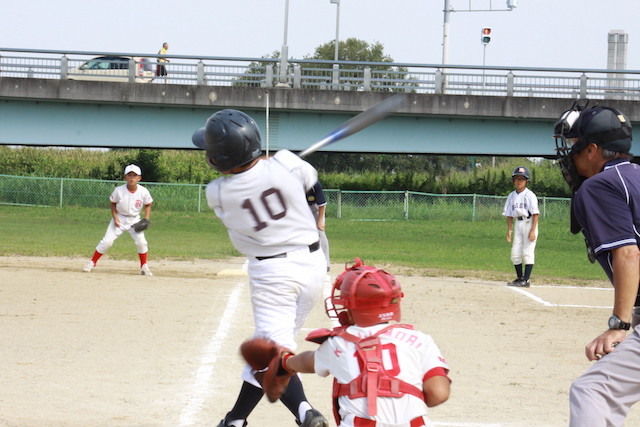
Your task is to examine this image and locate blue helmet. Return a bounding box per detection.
[512,166,530,180]
[192,109,262,172]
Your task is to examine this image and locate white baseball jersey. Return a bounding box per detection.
[503,188,539,264]
[314,323,449,426]
[206,150,319,257]
[502,187,539,219]
[110,184,153,218]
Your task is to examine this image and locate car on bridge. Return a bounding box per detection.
[67,56,154,83]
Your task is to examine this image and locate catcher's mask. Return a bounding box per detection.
[326,258,403,327]
[554,100,632,193]
[192,109,262,172]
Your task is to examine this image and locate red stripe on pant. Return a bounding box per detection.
[353,416,425,427]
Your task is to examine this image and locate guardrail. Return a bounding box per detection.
[1,47,640,100]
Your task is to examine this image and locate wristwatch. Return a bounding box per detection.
[608,314,631,330]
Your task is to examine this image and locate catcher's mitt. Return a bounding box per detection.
[133,219,150,233]
[263,348,295,402]
[240,337,279,371]
[239,338,295,402]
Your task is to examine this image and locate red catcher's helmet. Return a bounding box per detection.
[326,258,403,327]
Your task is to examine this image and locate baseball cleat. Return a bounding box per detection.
[216,419,247,427]
[508,279,530,287]
[299,409,329,427]
[82,261,94,272]
[140,264,153,276]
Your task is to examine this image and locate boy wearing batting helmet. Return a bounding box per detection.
[502,166,539,287]
[192,109,329,427]
[266,258,451,427]
[554,101,640,426]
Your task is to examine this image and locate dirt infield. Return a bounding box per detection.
[1,255,638,427]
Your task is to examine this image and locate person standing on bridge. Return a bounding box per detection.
[554,102,640,426]
[155,42,169,83]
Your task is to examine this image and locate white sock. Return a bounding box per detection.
[228,420,245,427]
[298,402,312,422]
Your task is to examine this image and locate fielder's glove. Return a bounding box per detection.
[133,219,150,233]
[240,337,295,402]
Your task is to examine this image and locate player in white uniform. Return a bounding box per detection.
[279,258,451,427]
[192,109,329,427]
[502,166,539,287]
[82,164,154,276]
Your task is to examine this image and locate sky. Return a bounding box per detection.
[3,0,640,70]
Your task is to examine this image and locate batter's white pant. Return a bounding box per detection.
[96,215,148,254]
[511,217,538,265]
[241,246,326,387]
[570,326,640,427]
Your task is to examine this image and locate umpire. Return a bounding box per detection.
[554,101,640,426]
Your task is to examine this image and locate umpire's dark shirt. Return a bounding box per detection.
[574,159,640,289]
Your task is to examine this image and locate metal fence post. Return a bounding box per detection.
[337,190,342,219]
[580,73,588,99]
[59,178,64,208]
[435,70,444,95]
[332,64,340,90]
[197,183,202,213]
[507,71,514,97]
[293,64,301,89]
[197,61,205,86]
[265,65,274,88]
[60,56,68,80]
[363,67,371,91]
[472,193,477,221]
[128,58,136,83]
[404,190,409,220]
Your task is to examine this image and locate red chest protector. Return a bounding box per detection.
[307,324,425,422]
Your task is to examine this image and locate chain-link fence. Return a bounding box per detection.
[0,175,570,221]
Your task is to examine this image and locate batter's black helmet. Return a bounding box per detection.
[192,109,262,172]
[512,166,530,180]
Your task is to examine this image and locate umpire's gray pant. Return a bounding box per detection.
[570,323,640,426]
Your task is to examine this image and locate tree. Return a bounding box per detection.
[304,38,411,92]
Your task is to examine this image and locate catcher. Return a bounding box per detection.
[241,258,451,427]
[82,164,153,276]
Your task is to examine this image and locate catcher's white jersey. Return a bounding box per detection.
[502,187,539,219]
[110,184,153,218]
[314,323,449,426]
[206,150,319,257]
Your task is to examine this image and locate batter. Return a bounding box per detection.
[192,109,329,427]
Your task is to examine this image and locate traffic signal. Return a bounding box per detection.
[481,28,491,44]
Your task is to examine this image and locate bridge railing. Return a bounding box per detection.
[1,48,639,100]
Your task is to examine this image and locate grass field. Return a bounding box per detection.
[0,205,609,285]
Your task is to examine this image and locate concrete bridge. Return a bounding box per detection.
[1,77,639,157]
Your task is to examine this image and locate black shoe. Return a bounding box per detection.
[299,408,329,427]
[508,279,530,287]
[507,278,523,286]
[216,418,247,427]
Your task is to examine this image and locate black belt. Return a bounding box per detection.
[255,241,320,261]
[516,215,531,220]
